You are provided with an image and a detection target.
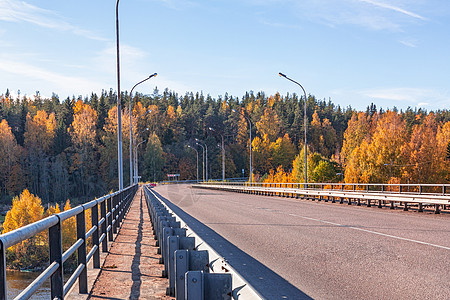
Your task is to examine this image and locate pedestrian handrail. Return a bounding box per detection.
[0,185,138,300]
[143,185,263,300]
[194,182,450,213]
[200,181,450,195]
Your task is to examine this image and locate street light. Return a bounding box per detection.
[195,138,208,181]
[232,108,253,182]
[196,142,205,181]
[208,127,225,181]
[116,0,123,190]
[133,127,149,184]
[134,139,147,184]
[187,145,199,182]
[279,72,308,187]
[129,73,157,186]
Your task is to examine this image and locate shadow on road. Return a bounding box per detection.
[152,190,312,300]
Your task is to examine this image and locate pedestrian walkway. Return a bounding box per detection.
[88,187,172,300]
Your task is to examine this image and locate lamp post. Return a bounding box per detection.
[232,109,252,182]
[208,127,225,181]
[129,74,157,186]
[116,0,123,190]
[279,72,308,187]
[187,145,199,182]
[196,142,205,181]
[195,138,208,181]
[133,127,149,184]
[134,139,147,184]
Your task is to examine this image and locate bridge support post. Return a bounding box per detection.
[107,196,114,242]
[49,218,64,299]
[435,204,440,214]
[91,202,100,268]
[1,241,7,300]
[113,194,118,234]
[418,203,423,212]
[101,199,108,252]
[76,208,88,293]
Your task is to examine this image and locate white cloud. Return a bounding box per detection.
[359,87,450,109]
[357,0,426,21]
[399,39,418,48]
[0,58,106,98]
[282,0,428,32]
[361,87,430,102]
[0,0,107,41]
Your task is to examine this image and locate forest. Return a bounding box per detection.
[1,88,450,208]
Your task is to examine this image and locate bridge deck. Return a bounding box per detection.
[88,187,172,299]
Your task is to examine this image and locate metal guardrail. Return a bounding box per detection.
[0,185,138,300]
[159,177,249,185]
[194,182,450,213]
[143,186,263,300]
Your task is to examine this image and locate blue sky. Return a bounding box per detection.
[0,0,449,111]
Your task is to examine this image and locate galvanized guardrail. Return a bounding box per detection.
[143,186,263,300]
[159,177,249,185]
[0,185,138,300]
[194,182,450,213]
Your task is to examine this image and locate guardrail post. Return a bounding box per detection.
[101,199,108,252]
[91,202,100,268]
[434,205,440,214]
[186,271,232,300]
[1,241,6,300]
[113,194,118,234]
[76,208,88,293]
[107,195,114,242]
[49,217,64,299]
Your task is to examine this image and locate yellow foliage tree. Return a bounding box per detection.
[24,110,57,152]
[70,100,98,148]
[2,189,47,269]
[256,107,281,141]
[0,119,23,195]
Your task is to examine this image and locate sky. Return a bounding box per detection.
[0,0,449,111]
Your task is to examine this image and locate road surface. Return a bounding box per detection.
[153,184,450,300]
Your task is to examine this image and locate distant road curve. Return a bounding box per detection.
[154,184,450,300]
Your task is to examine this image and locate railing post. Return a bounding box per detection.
[91,202,100,268]
[107,195,114,242]
[101,199,108,252]
[1,240,6,300]
[76,208,88,294]
[49,217,64,299]
[113,194,118,234]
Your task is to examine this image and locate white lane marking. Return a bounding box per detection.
[227,199,450,251]
[286,213,450,251]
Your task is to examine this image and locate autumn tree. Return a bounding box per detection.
[2,189,47,269]
[23,110,57,201]
[69,100,100,197]
[0,120,23,196]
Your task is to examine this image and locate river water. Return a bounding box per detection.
[6,270,50,299]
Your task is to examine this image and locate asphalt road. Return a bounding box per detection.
[153,184,450,300]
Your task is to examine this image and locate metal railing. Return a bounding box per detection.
[143,186,262,299]
[159,177,249,185]
[0,185,138,300]
[195,182,450,213]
